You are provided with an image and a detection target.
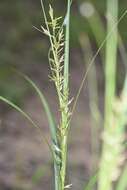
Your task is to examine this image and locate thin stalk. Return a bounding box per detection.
[64,0,70,92]
[98,0,118,189]
[40,1,61,190]
[60,0,71,189]
[104,0,118,129]
[40,1,71,189]
[60,135,68,190]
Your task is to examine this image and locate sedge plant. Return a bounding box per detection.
[0,1,71,190]
[1,1,127,190]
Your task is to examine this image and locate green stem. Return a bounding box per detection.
[104,0,118,129]
[64,0,70,93]
[61,135,68,190]
[98,0,118,190]
[59,0,71,189]
[40,2,61,190]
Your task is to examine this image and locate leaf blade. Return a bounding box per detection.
[0,96,38,130]
[15,71,58,145]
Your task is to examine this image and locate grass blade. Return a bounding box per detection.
[12,70,61,190]
[0,96,40,130]
[16,71,57,144]
[0,96,57,168]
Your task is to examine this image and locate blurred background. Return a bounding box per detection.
[0,0,127,189]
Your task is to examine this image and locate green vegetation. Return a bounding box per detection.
[0,0,127,190]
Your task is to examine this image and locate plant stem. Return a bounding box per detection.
[41,1,71,189]
[98,0,118,189]
[60,0,71,189]
[61,135,68,190]
[104,0,118,130]
[64,0,70,92]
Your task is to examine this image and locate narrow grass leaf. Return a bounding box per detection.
[0,96,39,130]
[13,70,58,145]
[12,70,61,190]
[0,95,56,163]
